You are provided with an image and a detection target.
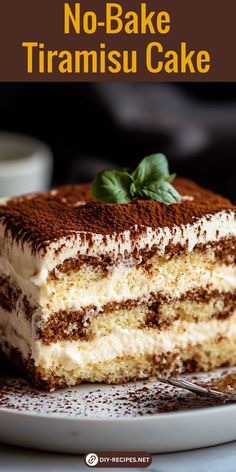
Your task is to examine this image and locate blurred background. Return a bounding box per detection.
[0,83,236,200]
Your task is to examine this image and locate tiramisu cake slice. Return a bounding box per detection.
[0,153,236,390]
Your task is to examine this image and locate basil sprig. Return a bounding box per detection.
[91,153,181,204]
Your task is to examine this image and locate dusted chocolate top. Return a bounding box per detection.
[0,178,234,251]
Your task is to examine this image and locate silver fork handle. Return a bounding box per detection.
[159,377,236,402]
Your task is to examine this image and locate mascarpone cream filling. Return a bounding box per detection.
[0,210,236,284]
[45,264,236,313]
[1,300,236,378]
[1,255,236,315]
[27,314,236,373]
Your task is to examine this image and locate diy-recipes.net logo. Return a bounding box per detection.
[85,452,152,468]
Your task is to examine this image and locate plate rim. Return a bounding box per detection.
[0,400,235,423]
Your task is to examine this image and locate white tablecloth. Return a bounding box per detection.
[1,442,236,472]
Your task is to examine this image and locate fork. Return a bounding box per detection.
[159,377,236,402]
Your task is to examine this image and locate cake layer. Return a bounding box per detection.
[31,314,236,384]
[45,250,236,313]
[2,255,236,344]
[50,234,236,275]
[2,315,236,389]
[1,178,236,390]
[0,179,236,288]
[1,283,235,345]
[1,289,236,381]
[37,291,236,342]
[0,209,236,286]
[1,240,236,316]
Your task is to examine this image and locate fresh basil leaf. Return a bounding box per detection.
[165,173,176,183]
[132,154,169,186]
[91,170,132,204]
[138,181,181,204]
[130,182,137,197]
[91,153,180,205]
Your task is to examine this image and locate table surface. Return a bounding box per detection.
[1,442,236,472]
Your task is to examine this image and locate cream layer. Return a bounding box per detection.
[3,314,236,385]
[1,298,236,382]
[1,253,236,315]
[33,314,236,371]
[44,258,236,313]
[0,210,235,286]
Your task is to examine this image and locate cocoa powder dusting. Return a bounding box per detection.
[0,178,234,252]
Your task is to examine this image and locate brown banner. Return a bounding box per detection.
[0,0,235,81]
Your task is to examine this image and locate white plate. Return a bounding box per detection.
[0,368,236,454]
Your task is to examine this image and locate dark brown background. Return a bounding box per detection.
[0,0,235,81]
[2,82,235,200]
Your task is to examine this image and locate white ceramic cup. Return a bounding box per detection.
[0,132,53,197]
